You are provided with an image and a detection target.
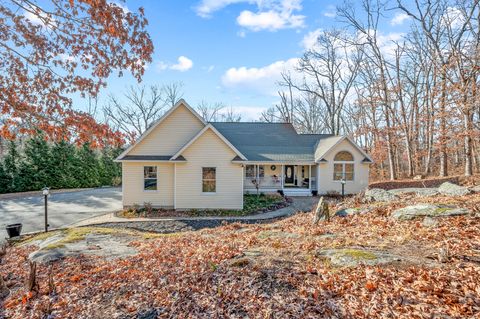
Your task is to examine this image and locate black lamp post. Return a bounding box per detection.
[341,178,346,198]
[42,187,50,232]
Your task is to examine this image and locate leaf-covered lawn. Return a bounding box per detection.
[1,194,480,318]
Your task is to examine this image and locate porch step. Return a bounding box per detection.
[283,189,313,197]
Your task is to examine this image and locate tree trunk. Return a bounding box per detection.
[439,70,448,177]
[464,111,473,176]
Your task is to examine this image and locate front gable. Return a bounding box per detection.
[171,125,247,161]
[315,136,373,163]
[118,100,206,159]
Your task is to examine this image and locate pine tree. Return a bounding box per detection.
[75,143,101,187]
[98,147,122,186]
[4,140,20,192]
[51,140,78,189]
[18,134,53,191]
[0,161,11,193]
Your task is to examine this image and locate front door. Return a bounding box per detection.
[284,165,294,185]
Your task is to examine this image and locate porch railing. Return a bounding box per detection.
[244,176,282,189]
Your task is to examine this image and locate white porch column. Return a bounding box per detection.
[281,165,284,190]
[308,164,311,190]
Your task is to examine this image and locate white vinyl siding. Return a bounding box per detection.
[317,139,369,195]
[128,103,204,156]
[175,129,243,210]
[122,162,174,207]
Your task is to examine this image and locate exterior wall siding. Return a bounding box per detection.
[122,162,174,208]
[316,139,369,195]
[129,103,205,156]
[175,129,243,210]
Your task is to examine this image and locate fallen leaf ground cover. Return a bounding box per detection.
[1,193,479,318]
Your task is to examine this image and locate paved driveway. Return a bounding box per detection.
[0,187,122,236]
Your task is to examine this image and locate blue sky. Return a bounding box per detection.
[79,0,411,120]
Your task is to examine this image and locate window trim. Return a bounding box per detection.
[333,151,355,182]
[202,167,217,194]
[143,166,158,192]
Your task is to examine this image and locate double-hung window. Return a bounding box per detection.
[144,166,157,190]
[333,151,354,181]
[202,167,216,193]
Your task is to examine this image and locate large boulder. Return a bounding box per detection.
[364,188,398,202]
[388,188,439,197]
[317,248,401,267]
[335,207,371,217]
[469,185,480,193]
[438,182,470,196]
[392,203,469,221]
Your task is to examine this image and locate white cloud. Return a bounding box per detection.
[301,28,322,50]
[196,0,305,31]
[442,7,465,29]
[171,56,194,71]
[390,12,410,26]
[323,5,336,18]
[222,58,299,95]
[156,56,194,72]
[195,0,252,18]
[237,7,305,31]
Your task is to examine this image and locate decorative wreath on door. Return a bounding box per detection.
[270,165,276,171]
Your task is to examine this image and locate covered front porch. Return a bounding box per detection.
[243,164,317,196]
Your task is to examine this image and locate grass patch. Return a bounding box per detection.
[44,243,66,250]
[433,207,451,215]
[19,230,64,246]
[337,249,377,260]
[22,227,163,249]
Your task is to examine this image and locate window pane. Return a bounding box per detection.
[333,163,344,181]
[345,164,354,181]
[144,166,157,178]
[202,181,216,192]
[203,167,216,179]
[144,179,157,190]
[246,165,255,178]
[258,165,265,178]
[334,151,353,161]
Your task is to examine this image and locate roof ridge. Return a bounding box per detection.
[210,121,293,124]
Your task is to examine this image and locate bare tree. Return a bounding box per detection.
[103,85,171,142]
[221,107,242,122]
[281,29,363,135]
[196,101,225,122]
[161,81,184,108]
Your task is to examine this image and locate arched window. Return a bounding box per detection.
[333,151,354,181]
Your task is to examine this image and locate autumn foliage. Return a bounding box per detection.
[1,193,479,317]
[0,0,154,146]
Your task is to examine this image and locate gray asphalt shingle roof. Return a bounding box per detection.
[211,122,333,162]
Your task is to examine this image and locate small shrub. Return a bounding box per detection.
[143,202,153,217]
[111,176,122,187]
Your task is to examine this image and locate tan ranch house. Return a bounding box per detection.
[116,100,373,210]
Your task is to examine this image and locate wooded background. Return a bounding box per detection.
[0,0,479,193]
[262,0,480,181]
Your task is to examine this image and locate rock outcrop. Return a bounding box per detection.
[392,204,469,221]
